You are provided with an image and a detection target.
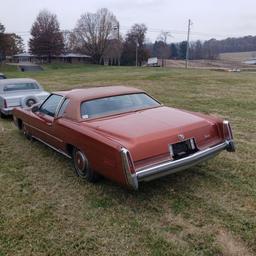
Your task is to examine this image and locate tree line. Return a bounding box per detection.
[1,8,256,64]
[28,9,149,65]
[0,23,24,62]
[148,36,256,61]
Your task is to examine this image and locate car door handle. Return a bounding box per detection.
[46,122,52,126]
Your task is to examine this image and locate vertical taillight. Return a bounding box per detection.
[4,99,7,108]
[223,120,233,140]
[120,148,138,190]
[126,152,135,174]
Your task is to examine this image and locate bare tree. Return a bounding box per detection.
[103,38,123,65]
[121,24,149,66]
[74,8,120,64]
[154,31,171,66]
[29,10,64,63]
[157,31,172,44]
[153,41,170,66]
[62,30,71,54]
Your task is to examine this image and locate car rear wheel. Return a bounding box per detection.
[72,148,99,182]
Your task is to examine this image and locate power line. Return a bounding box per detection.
[6,25,253,41]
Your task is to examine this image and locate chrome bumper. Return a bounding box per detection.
[0,107,13,115]
[121,140,235,190]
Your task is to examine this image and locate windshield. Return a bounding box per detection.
[81,93,160,119]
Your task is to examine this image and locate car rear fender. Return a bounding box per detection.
[57,120,129,187]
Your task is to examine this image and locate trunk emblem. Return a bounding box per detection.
[178,134,185,141]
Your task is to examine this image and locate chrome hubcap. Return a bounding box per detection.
[75,151,88,175]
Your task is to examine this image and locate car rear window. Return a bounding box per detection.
[3,83,39,92]
[81,93,160,119]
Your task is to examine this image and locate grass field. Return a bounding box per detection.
[0,64,256,256]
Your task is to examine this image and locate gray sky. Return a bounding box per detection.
[1,0,256,48]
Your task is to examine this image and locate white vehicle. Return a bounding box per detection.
[0,78,49,118]
[0,73,6,79]
[147,57,160,67]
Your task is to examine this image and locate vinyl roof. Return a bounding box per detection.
[55,86,144,101]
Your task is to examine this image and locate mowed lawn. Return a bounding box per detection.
[0,64,255,256]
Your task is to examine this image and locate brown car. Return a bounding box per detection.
[13,86,235,190]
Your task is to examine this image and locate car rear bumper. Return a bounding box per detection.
[121,139,235,190]
[0,107,13,115]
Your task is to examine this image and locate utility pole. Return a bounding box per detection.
[113,22,121,66]
[135,39,138,67]
[185,19,192,69]
[117,22,120,41]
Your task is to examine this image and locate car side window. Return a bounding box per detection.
[39,94,63,117]
[57,98,69,117]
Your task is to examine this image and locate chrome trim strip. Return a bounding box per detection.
[121,140,234,190]
[32,135,71,159]
[24,122,63,143]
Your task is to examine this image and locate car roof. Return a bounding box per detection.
[54,86,145,101]
[0,78,38,85]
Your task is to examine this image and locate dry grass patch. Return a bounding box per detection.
[216,229,253,256]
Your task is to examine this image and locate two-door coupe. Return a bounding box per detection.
[13,86,235,190]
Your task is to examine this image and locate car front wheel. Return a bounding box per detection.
[21,122,32,140]
[72,148,99,182]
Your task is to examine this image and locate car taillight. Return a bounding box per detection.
[223,120,233,140]
[121,148,135,174]
[120,147,138,189]
[127,152,135,174]
[4,99,7,108]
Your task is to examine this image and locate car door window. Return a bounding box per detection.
[40,94,63,117]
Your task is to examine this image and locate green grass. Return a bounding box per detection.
[0,63,256,255]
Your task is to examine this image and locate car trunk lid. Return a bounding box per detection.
[87,106,222,162]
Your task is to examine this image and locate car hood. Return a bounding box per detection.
[87,106,221,161]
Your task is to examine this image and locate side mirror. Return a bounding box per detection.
[31,104,40,113]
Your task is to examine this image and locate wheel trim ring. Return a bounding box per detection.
[75,151,88,176]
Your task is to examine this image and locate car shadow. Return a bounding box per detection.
[95,165,209,201]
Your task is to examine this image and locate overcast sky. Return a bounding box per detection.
[1,0,256,48]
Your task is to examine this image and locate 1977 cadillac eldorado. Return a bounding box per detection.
[13,86,235,190]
